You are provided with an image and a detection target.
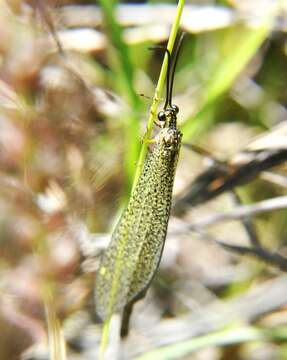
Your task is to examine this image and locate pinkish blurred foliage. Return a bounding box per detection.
[0,1,124,358]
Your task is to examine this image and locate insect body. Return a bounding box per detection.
[95,38,183,320]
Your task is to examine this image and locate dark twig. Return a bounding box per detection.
[192,229,287,272]
[174,148,287,211]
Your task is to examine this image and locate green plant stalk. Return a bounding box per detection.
[97,0,185,352]
[131,0,185,192]
[99,318,111,359]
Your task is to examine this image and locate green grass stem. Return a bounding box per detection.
[131,0,185,192]
[99,316,111,359]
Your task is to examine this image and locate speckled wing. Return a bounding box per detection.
[95,128,182,320]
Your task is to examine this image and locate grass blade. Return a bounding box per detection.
[182,8,278,140]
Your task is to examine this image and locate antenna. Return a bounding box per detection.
[163,49,172,110]
[168,32,185,108]
[150,33,185,110]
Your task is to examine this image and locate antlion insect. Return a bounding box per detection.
[95,34,184,328]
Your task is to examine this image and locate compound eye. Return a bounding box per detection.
[158,111,166,122]
[171,104,179,114]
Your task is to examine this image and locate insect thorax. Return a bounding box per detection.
[156,127,181,150]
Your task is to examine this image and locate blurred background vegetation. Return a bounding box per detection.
[1,0,287,359]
